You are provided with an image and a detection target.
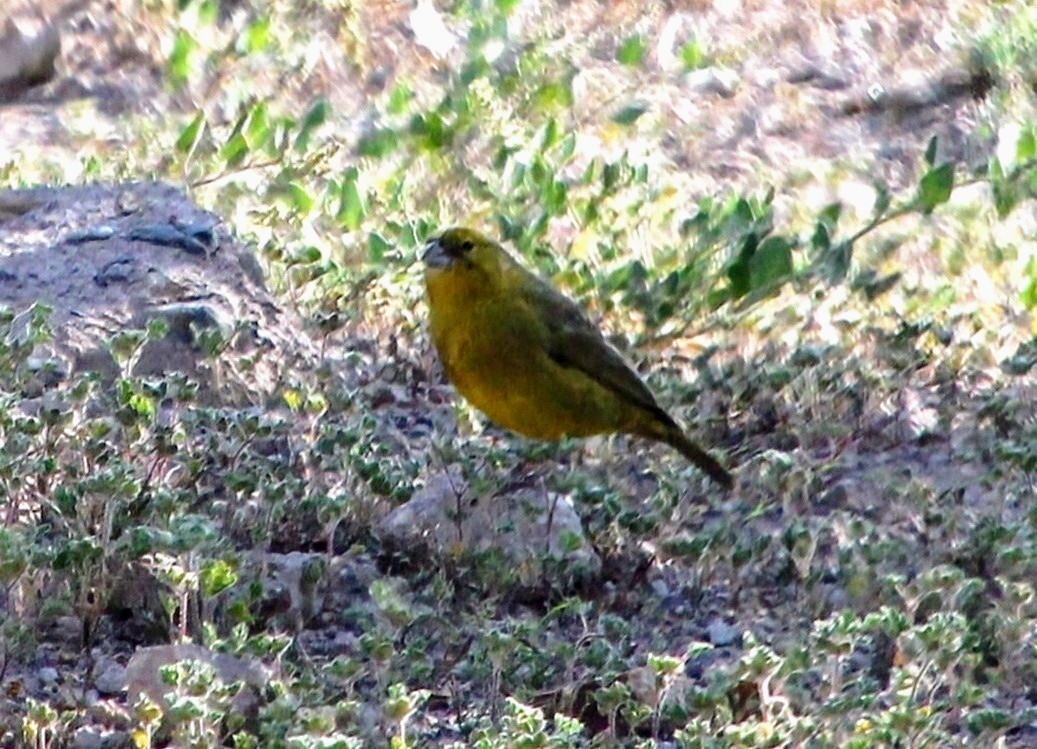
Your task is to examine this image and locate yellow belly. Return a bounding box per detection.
[430,298,626,441]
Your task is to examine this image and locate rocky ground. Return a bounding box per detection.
[2,1,1035,747]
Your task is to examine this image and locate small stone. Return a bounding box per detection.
[38,666,59,684]
[331,629,358,648]
[256,551,329,630]
[72,727,103,749]
[706,619,740,647]
[49,616,82,644]
[684,66,739,97]
[94,660,126,695]
[660,594,689,615]
[900,387,941,441]
[818,482,849,509]
[649,578,670,598]
[93,257,140,287]
[378,472,600,585]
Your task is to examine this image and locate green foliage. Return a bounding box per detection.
[6,1,1037,747]
[680,36,708,71]
[131,0,1037,342]
[615,35,647,67]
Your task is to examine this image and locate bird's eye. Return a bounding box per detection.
[460,240,473,253]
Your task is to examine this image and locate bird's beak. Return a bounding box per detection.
[421,237,451,269]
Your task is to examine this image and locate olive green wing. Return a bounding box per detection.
[511,262,734,488]
[515,270,667,418]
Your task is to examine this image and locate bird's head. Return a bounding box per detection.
[422,227,507,293]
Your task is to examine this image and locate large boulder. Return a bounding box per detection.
[0,9,60,99]
[0,181,316,404]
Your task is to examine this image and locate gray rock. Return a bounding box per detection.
[684,66,739,97]
[123,643,270,719]
[706,619,740,646]
[38,666,59,684]
[0,13,60,97]
[242,551,329,631]
[71,727,103,749]
[0,182,319,405]
[93,257,142,287]
[899,386,941,441]
[379,472,600,584]
[94,659,126,695]
[49,615,83,644]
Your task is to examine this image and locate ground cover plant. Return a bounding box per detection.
[2,0,1037,746]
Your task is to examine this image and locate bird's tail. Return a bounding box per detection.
[661,427,734,490]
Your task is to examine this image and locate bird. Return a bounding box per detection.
[422,227,733,489]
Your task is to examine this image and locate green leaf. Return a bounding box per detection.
[542,179,568,216]
[172,514,218,551]
[616,35,646,67]
[559,132,577,161]
[409,112,452,150]
[496,214,519,241]
[242,16,270,53]
[168,30,195,87]
[726,234,756,299]
[294,98,330,151]
[1016,126,1036,166]
[220,132,249,168]
[992,179,1020,219]
[290,246,322,265]
[534,80,573,111]
[53,538,103,571]
[602,161,622,193]
[680,37,705,70]
[175,111,206,155]
[357,127,399,158]
[823,239,854,283]
[368,232,392,263]
[387,84,412,115]
[286,182,315,214]
[749,236,794,291]
[127,392,156,419]
[1021,258,1037,310]
[819,202,842,227]
[146,319,170,340]
[988,155,1005,181]
[461,57,491,85]
[200,559,238,597]
[811,221,831,253]
[811,202,842,253]
[197,0,218,25]
[611,102,649,126]
[529,158,548,186]
[245,102,271,149]
[873,183,891,216]
[336,168,366,230]
[535,118,559,152]
[918,163,954,213]
[581,158,600,185]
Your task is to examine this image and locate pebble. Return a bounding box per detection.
[706,619,741,647]
[94,660,126,695]
[38,667,59,684]
[72,727,103,749]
